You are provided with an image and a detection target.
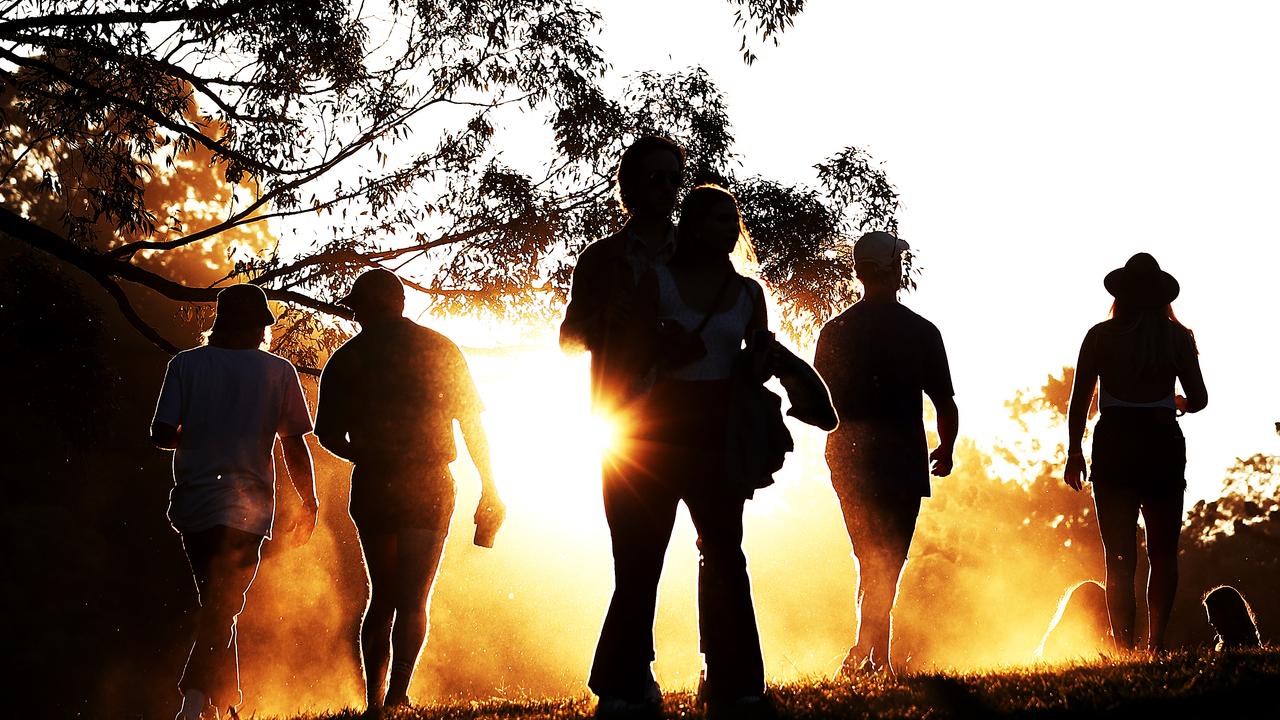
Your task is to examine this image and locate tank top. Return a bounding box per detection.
[654,265,753,381]
[1098,383,1177,411]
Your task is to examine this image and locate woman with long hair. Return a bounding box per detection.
[591,184,774,718]
[1064,252,1208,652]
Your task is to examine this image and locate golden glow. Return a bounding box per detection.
[235,321,1153,714]
[587,413,623,456]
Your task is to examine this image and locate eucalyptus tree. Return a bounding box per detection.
[1,0,894,363]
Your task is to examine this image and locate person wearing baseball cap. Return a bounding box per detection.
[813,231,958,678]
[336,267,405,312]
[152,283,317,720]
[1064,252,1207,652]
[315,268,504,711]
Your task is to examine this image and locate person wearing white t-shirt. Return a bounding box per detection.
[151,284,317,720]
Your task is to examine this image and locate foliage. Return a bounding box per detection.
[727,0,808,65]
[1,1,894,364]
[1184,454,1280,545]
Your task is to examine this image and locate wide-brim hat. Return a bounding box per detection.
[214,284,276,328]
[1104,252,1179,307]
[338,268,404,309]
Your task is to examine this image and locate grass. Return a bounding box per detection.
[272,648,1280,719]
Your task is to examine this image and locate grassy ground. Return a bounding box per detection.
[275,648,1280,720]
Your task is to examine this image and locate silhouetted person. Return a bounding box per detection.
[813,231,958,677]
[314,268,503,710]
[1036,580,1110,661]
[559,135,685,717]
[1203,585,1261,650]
[1065,252,1208,653]
[595,184,775,718]
[560,134,685,416]
[151,284,317,720]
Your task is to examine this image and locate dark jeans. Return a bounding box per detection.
[589,380,765,702]
[178,525,264,707]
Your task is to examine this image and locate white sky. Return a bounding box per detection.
[560,0,1280,501]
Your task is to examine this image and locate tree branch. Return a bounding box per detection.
[0,46,297,178]
[0,0,263,34]
[2,204,354,319]
[89,270,182,355]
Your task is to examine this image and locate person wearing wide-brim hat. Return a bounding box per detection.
[1063,252,1208,653]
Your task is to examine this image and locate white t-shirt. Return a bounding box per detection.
[152,346,314,538]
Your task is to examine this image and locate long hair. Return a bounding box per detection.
[671,184,756,268]
[616,135,686,216]
[1203,585,1262,650]
[1108,299,1197,374]
[204,319,270,350]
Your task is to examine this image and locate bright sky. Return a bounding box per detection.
[566,0,1280,501]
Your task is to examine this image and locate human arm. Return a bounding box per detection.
[559,244,607,355]
[922,323,958,476]
[151,356,182,449]
[280,434,318,545]
[459,414,504,526]
[315,429,356,462]
[314,353,357,462]
[450,347,504,527]
[745,277,768,336]
[1065,331,1099,491]
[150,421,180,449]
[1175,331,1208,414]
[928,395,959,476]
[277,363,319,543]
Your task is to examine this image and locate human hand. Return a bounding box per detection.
[1064,451,1087,491]
[1175,394,1188,413]
[929,446,954,477]
[474,491,506,526]
[474,491,506,548]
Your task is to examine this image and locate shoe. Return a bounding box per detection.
[384,693,412,708]
[595,680,662,719]
[706,692,778,720]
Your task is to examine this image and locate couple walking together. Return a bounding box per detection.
[559,135,957,717]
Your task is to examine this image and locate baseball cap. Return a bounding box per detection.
[852,231,910,267]
[338,268,404,309]
[214,284,276,329]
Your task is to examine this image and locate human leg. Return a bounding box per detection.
[356,531,398,709]
[178,526,264,712]
[1093,483,1141,650]
[589,452,680,701]
[384,526,450,706]
[831,480,919,674]
[685,490,765,702]
[1140,488,1184,651]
